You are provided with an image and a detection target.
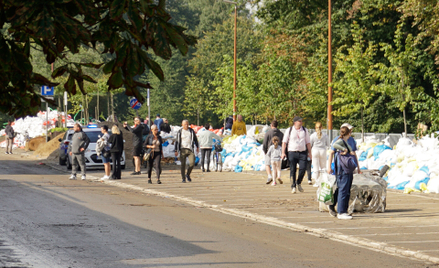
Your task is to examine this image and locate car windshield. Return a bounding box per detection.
[84,130,112,143]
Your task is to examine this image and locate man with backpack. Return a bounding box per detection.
[281,116,312,194]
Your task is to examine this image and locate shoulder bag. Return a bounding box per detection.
[338,139,358,174]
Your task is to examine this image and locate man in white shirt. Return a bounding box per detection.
[175,120,199,183]
[281,116,312,193]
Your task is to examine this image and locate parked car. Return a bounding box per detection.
[60,127,126,170]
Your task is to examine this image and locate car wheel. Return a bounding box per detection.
[121,164,125,170]
[66,158,72,170]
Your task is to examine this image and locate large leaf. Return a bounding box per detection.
[107,68,124,89]
[161,21,188,56]
[64,74,76,95]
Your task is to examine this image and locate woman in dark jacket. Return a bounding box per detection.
[144,124,163,184]
[108,125,124,180]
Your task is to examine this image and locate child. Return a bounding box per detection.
[267,136,283,186]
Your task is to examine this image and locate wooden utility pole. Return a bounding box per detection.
[328,0,333,142]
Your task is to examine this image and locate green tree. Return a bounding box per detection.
[332,25,378,138]
[1,0,196,118]
[375,25,424,135]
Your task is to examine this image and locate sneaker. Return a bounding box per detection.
[308,180,312,185]
[291,187,296,194]
[313,183,319,188]
[266,178,273,185]
[148,179,152,184]
[206,170,211,172]
[202,169,205,172]
[81,176,86,180]
[130,171,141,175]
[186,174,192,182]
[337,213,352,220]
[5,152,8,155]
[100,175,109,181]
[298,184,304,192]
[69,175,76,180]
[328,205,337,217]
[182,179,186,183]
[277,178,283,184]
[271,182,276,186]
[157,180,162,184]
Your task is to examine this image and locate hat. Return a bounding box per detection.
[341,123,354,130]
[293,116,302,123]
[156,114,160,117]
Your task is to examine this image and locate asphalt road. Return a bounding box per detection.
[0,155,432,268]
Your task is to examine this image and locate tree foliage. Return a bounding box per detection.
[1,0,196,118]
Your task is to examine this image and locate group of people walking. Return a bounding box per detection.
[262,116,361,220]
[62,113,358,220]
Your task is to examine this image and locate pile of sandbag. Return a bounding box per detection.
[356,134,439,194]
[0,110,69,149]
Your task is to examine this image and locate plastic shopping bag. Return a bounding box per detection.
[318,172,337,205]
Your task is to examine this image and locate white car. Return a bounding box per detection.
[66,127,126,170]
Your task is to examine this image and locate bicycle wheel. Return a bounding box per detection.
[218,153,222,172]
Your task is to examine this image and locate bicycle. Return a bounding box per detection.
[212,140,223,172]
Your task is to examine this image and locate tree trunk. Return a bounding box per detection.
[361,106,364,142]
[97,89,100,120]
[403,108,407,138]
[197,106,200,126]
[111,92,114,122]
[107,91,111,121]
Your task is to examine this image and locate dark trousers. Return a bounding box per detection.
[288,151,307,188]
[200,149,212,171]
[306,159,312,181]
[332,169,354,214]
[147,152,161,180]
[111,152,121,179]
[180,148,195,179]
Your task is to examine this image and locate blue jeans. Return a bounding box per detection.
[288,151,307,188]
[332,169,353,214]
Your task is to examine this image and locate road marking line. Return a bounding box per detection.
[327,225,439,230]
[357,232,439,237]
[388,240,439,244]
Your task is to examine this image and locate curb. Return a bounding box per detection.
[46,162,439,265]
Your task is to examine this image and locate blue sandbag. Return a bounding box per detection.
[195,156,200,165]
[373,144,392,160]
[234,165,243,173]
[359,150,368,161]
[418,165,429,175]
[162,141,169,147]
[415,177,430,190]
[394,181,410,190]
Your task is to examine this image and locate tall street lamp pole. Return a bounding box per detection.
[328,0,333,142]
[223,0,238,122]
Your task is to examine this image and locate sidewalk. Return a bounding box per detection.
[47,159,439,265]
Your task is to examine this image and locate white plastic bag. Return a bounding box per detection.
[317,172,337,205]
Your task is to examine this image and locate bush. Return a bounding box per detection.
[50,127,68,133]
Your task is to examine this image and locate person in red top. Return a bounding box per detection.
[281,116,312,194]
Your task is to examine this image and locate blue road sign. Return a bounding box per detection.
[130,98,142,110]
[41,86,54,96]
